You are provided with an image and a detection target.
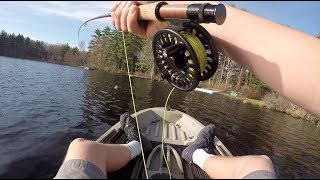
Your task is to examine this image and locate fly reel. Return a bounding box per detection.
[152,22,220,91]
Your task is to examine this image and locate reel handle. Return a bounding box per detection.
[138,2,226,25]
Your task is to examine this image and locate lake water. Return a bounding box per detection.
[0,56,319,178]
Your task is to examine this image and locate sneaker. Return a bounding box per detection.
[181,124,216,163]
[120,112,153,152]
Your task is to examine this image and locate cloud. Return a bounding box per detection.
[29,1,114,23]
[0,17,26,25]
[0,2,31,24]
[0,1,116,48]
[0,1,114,27]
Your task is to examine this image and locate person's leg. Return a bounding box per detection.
[182,125,276,179]
[202,153,274,179]
[55,112,152,178]
[63,138,133,174]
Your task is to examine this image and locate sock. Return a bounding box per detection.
[122,140,141,160]
[192,148,214,170]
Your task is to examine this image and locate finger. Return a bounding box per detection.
[110,1,121,12]
[114,1,127,31]
[127,5,142,36]
[120,1,133,32]
[111,12,115,27]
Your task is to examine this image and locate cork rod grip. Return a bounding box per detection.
[138,2,160,21]
[138,2,188,21]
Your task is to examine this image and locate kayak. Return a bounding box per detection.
[96,107,233,179]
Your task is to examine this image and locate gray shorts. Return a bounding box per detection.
[54,159,276,179]
[54,159,107,179]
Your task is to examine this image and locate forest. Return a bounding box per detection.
[0,30,86,67]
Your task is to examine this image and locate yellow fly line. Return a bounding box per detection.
[122,31,206,179]
[122,31,175,179]
[121,31,149,179]
[181,32,208,74]
[161,87,175,179]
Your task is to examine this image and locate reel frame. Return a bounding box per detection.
[152,20,220,91]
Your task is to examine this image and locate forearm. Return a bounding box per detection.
[167,1,320,116]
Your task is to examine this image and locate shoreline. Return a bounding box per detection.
[198,88,320,126]
[127,72,320,126]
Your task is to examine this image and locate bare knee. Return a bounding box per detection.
[69,138,88,149]
[244,155,274,172]
[68,138,85,151]
[65,138,96,160]
[71,138,86,144]
[64,138,107,175]
[258,155,272,163]
[255,155,273,168]
[235,155,274,178]
[245,155,273,165]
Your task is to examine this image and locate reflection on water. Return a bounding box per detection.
[82,71,131,123]
[0,56,319,178]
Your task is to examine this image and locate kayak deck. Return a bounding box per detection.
[96,107,232,179]
[98,128,211,179]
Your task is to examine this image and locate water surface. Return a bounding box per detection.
[0,56,319,178]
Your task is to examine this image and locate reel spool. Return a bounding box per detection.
[152,22,219,91]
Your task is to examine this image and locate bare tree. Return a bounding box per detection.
[78,40,86,66]
[237,66,244,87]
[219,55,226,83]
[136,40,155,80]
[78,40,86,52]
[225,57,231,84]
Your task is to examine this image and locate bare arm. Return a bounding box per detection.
[111,1,320,117]
[198,1,320,117]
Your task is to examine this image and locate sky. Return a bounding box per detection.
[1,1,319,49]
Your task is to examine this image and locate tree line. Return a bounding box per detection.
[0,29,85,67]
[85,27,149,73]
